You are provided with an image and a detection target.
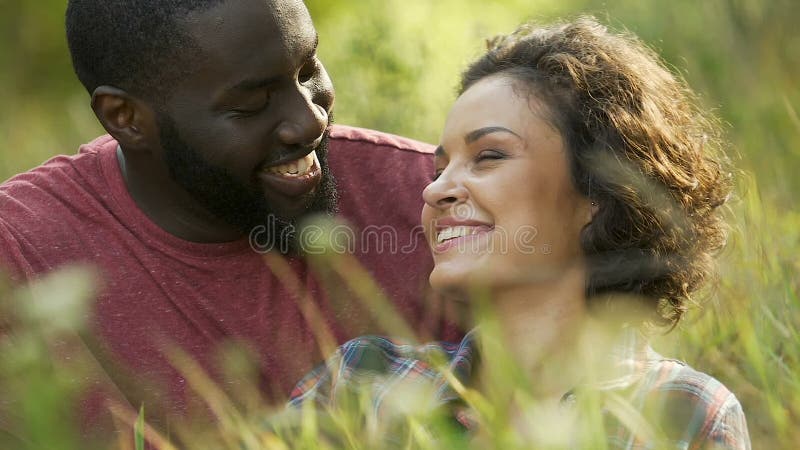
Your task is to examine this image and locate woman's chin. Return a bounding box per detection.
[429,264,492,297]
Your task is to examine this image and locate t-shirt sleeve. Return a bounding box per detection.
[0,217,34,283]
[324,126,461,340]
[326,126,434,231]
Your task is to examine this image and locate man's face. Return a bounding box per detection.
[155,0,336,246]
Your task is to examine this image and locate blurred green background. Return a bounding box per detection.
[3,0,798,204]
[1,0,798,448]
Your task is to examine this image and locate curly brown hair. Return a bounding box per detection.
[460,17,732,328]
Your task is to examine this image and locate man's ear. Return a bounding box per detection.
[91,86,158,152]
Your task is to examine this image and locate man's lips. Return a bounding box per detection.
[257,151,321,198]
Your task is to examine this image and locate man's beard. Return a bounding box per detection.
[158,114,338,254]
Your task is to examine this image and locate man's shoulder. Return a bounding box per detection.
[328,125,434,155]
[0,135,119,278]
[324,126,435,230]
[1,135,115,193]
[0,134,117,239]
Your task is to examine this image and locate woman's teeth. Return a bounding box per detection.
[265,152,317,177]
[436,226,485,244]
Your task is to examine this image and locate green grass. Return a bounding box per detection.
[1,0,798,448]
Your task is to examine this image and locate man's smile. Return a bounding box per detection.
[263,151,317,177]
[257,150,322,198]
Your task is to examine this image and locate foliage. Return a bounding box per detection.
[0,0,798,448]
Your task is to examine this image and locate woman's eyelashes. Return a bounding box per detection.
[430,149,509,180]
[473,149,509,172]
[476,149,507,162]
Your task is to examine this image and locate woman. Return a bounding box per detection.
[289,17,750,449]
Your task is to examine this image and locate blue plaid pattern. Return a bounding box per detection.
[289,329,750,449]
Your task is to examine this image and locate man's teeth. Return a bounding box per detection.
[436,226,485,244]
[265,152,317,176]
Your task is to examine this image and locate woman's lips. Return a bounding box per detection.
[432,224,493,253]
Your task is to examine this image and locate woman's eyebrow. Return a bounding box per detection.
[465,126,522,143]
[435,126,522,157]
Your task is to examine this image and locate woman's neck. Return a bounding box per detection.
[483,262,589,398]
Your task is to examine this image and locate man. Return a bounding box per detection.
[0,0,449,437]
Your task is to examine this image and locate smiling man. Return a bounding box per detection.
[87,0,337,247]
[0,0,448,439]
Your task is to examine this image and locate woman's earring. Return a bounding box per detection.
[587,200,599,223]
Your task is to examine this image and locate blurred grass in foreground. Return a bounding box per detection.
[1,195,798,448]
[1,0,798,448]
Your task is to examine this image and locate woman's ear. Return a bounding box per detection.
[582,199,600,227]
[91,86,158,152]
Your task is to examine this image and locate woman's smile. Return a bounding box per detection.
[421,75,593,293]
[432,221,494,253]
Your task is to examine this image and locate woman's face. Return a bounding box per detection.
[422,75,594,294]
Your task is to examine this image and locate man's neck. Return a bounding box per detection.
[116,146,244,243]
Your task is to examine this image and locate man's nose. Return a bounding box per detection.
[276,87,329,147]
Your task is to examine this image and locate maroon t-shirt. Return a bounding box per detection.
[0,125,451,429]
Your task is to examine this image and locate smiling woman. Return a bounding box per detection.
[423,75,591,296]
[289,17,750,449]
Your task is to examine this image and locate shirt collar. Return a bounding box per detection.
[441,325,656,400]
[591,325,657,392]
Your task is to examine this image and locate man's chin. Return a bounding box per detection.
[261,190,320,221]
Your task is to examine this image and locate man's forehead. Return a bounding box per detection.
[182,0,316,55]
[163,0,318,102]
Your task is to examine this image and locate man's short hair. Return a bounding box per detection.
[66,0,225,100]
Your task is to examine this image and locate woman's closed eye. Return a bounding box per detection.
[476,149,507,163]
[430,150,507,180]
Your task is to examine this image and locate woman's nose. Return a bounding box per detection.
[422,169,469,209]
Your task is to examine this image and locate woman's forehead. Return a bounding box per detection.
[444,76,560,145]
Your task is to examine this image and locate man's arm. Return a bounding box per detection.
[0,217,35,284]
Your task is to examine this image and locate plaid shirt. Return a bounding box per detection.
[289,329,750,449]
